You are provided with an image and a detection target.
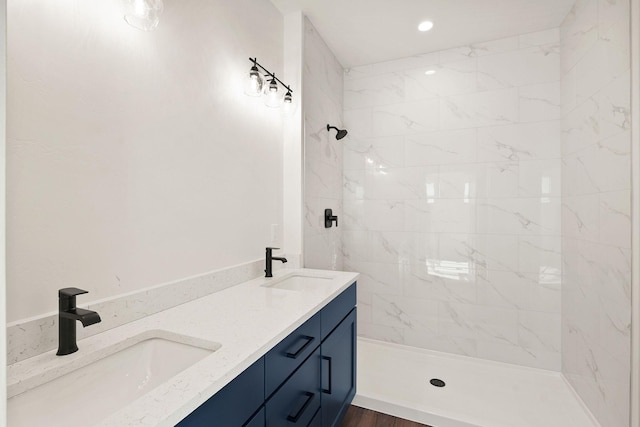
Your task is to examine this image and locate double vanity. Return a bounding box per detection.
[7,268,358,426]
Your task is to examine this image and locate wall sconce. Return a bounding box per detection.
[245,58,293,109]
[124,0,164,31]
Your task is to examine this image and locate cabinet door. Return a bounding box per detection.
[321,308,356,427]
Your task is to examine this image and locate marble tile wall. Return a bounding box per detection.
[343,30,563,369]
[303,18,345,270]
[560,1,632,426]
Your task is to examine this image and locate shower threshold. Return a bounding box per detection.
[353,338,599,427]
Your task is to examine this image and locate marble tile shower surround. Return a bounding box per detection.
[6,259,284,364]
[342,29,563,370]
[560,0,632,426]
[303,18,345,270]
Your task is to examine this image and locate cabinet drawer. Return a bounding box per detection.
[177,357,264,427]
[266,347,321,427]
[321,283,356,340]
[265,312,321,397]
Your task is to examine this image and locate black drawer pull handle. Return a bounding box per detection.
[285,335,315,359]
[286,391,315,423]
[322,355,332,394]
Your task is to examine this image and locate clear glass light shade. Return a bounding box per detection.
[264,78,281,108]
[281,90,294,115]
[282,100,295,117]
[124,0,164,31]
[244,66,264,97]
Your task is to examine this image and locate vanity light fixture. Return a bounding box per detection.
[425,69,436,75]
[418,20,434,32]
[124,0,164,31]
[245,58,293,108]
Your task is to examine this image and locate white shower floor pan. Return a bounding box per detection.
[353,338,600,427]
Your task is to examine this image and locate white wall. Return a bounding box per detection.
[303,18,345,270]
[7,0,285,322]
[342,30,563,370]
[560,1,632,426]
[283,12,304,266]
[1,0,7,421]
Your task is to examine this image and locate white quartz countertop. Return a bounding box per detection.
[7,268,359,426]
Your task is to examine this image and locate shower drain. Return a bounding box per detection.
[429,378,446,387]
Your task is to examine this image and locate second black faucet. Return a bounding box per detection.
[265,247,287,277]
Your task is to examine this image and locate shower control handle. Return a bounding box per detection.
[324,209,338,228]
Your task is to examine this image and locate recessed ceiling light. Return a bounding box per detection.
[418,21,434,32]
[425,70,436,75]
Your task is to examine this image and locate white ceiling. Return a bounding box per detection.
[270,0,576,68]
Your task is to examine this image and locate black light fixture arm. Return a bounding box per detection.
[249,57,293,94]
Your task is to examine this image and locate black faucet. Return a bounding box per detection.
[56,288,101,356]
[265,247,287,278]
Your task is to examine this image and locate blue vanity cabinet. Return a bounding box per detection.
[176,357,265,427]
[176,282,357,427]
[321,298,357,427]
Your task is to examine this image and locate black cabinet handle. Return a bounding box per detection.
[322,355,332,394]
[286,392,315,423]
[285,335,315,359]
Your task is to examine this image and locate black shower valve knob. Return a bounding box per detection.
[324,209,338,228]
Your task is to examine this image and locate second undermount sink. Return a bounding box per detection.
[262,274,334,291]
[8,331,221,427]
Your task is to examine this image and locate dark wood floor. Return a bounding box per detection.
[341,406,432,427]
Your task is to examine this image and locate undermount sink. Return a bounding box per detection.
[8,331,221,427]
[262,274,333,291]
